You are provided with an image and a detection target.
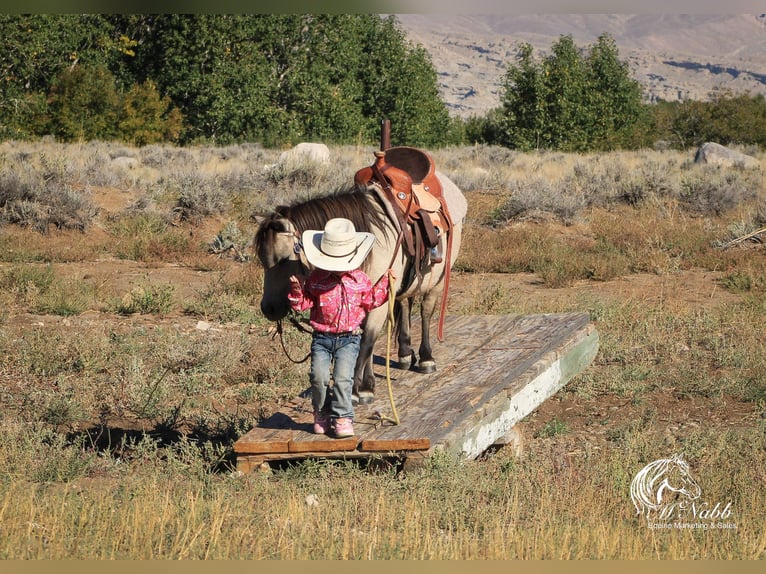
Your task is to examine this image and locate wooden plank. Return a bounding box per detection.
[288,435,359,453]
[233,313,598,467]
[361,313,592,446]
[358,437,430,451]
[362,314,528,415]
[255,449,379,463]
[234,407,307,454]
[234,428,291,454]
[438,322,599,459]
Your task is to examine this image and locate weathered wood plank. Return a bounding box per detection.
[235,315,524,455]
[233,406,306,454]
[233,428,291,454]
[288,435,359,453]
[233,313,599,467]
[438,323,599,459]
[358,437,430,451]
[361,313,592,445]
[364,314,528,411]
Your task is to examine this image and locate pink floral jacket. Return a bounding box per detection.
[288,269,390,334]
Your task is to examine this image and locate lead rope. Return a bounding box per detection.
[382,270,400,425]
[378,222,406,426]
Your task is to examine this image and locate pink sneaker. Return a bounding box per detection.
[313,412,330,435]
[333,417,354,438]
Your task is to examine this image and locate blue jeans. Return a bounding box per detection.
[309,332,361,420]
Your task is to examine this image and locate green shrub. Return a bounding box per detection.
[115,283,175,315]
[118,79,183,145]
[536,417,568,437]
[107,213,190,261]
[47,64,121,142]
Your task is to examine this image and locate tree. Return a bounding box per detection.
[47,64,121,141]
[543,35,590,150]
[707,91,766,148]
[0,14,117,139]
[648,92,766,150]
[119,79,183,145]
[498,34,644,151]
[498,43,547,149]
[585,34,644,150]
[0,14,451,147]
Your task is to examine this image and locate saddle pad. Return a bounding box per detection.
[437,170,468,224]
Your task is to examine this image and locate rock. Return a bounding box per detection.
[278,142,331,166]
[693,142,760,169]
[111,156,139,169]
[491,426,524,457]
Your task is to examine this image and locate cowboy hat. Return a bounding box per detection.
[301,218,375,272]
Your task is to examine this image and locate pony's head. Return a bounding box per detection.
[254,211,307,321]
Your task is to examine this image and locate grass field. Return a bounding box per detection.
[0,140,764,558]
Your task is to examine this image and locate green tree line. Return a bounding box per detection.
[465,34,766,152]
[1,15,764,151]
[0,14,453,147]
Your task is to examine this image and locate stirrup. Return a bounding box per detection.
[430,229,443,263]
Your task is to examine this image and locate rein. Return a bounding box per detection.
[273,316,312,364]
[272,230,312,364]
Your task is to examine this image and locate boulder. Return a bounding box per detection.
[694,142,760,169]
[111,156,139,169]
[278,142,331,166]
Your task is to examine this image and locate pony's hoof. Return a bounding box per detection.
[397,350,417,370]
[357,391,375,404]
[417,360,436,374]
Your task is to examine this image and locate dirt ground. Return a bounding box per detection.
[6,184,762,456]
[9,254,760,458]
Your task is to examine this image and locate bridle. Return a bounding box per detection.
[268,229,313,363]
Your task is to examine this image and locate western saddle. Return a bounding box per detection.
[354,146,454,341]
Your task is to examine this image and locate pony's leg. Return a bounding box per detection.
[353,353,377,405]
[416,287,441,374]
[396,297,416,369]
[353,305,386,404]
[352,333,375,405]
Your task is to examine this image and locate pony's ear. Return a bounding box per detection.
[251,214,266,226]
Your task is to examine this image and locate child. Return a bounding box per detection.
[288,218,393,438]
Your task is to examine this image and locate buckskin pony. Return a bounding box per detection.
[255,147,466,404]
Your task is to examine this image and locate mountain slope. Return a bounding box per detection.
[395,14,766,117]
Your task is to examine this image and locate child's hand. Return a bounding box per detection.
[289,275,302,287]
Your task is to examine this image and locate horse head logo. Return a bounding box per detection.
[630,454,702,518]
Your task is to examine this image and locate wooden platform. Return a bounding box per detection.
[234,312,598,472]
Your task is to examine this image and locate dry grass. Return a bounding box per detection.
[0,140,764,558]
[0,431,762,559]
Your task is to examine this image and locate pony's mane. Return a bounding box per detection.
[278,187,386,235]
[255,187,388,260]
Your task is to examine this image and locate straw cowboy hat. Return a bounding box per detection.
[301,218,375,272]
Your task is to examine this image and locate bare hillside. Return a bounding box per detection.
[395,14,766,117]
